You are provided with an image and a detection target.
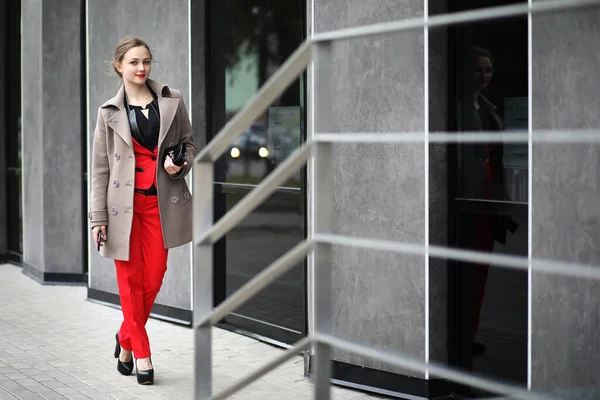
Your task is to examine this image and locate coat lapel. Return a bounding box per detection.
[101,80,177,150]
[102,85,133,149]
[157,96,179,149]
[106,108,133,149]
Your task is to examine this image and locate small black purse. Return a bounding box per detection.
[162,142,187,167]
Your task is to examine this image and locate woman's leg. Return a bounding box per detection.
[115,193,152,360]
[472,215,495,335]
[141,197,168,321]
[136,194,168,369]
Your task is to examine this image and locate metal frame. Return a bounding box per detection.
[193,0,600,398]
[4,0,22,258]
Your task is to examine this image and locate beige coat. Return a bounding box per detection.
[89,80,196,261]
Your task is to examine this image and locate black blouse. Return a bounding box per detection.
[129,97,160,151]
[125,89,161,195]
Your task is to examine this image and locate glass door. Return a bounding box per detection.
[207,0,307,345]
[447,0,529,395]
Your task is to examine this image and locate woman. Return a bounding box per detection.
[470,46,518,355]
[89,36,195,385]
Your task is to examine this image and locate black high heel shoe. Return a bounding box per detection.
[135,357,154,385]
[114,333,134,376]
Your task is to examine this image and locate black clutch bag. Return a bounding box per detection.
[163,143,187,167]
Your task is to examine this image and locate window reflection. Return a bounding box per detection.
[455,213,528,389]
[211,0,306,344]
[438,9,529,391]
[459,43,528,203]
[220,0,304,187]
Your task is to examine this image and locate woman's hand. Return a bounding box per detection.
[93,226,107,249]
[164,155,188,176]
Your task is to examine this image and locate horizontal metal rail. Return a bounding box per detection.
[195,144,312,246]
[313,334,555,400]
[195,231,600,331]
[211,337,312,400]
[196,127,600,247]
[313,0,600,42]
[315,130,600,144]
[314,233,600,281]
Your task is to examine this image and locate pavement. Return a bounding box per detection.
[0,263,383,400]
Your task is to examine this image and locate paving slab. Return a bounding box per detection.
[0,264,383,400]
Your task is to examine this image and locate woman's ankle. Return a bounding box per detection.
[119,349,132,362]
[136,357,152,370]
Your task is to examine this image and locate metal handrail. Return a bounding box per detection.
[312,0,600,42]
[193,0,600,398]
[194,0,598,164]
[192,229,560,399]
[195,145,312,247]
[196,41,313,163]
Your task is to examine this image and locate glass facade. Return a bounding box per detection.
[207,0,307,344]
[3,0,22,259]
[432,0,529,395]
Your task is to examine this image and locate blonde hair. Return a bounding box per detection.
[111,36,153,78]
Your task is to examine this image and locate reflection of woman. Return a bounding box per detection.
[90,37,195,384]
[471,47,518,355]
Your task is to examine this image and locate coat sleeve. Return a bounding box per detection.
[89,107,109,228]
[170,94,196,180]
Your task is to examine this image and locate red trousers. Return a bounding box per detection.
[115,192,168,358]
[472,214,494,333]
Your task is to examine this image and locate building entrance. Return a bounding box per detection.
[206,0,308,345]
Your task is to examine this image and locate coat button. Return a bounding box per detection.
[115,153,121,161]
[113,181,119,188]
[183,192,191,200]
[171,196,179,204]
[151,156,156,161]
[110,207,118,215]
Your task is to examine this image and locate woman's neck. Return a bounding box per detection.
[124,81,152,105]
[473,91,480,109]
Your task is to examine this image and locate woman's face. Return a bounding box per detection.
[474,55,493,91]
[117,46,152,85]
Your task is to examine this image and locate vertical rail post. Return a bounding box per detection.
[193,159,215,399]
[312,40,334,400]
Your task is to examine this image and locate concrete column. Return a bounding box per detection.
[311,1,448,396]
[87,0,197,323]
[531,6,600,392]
[21,0,85,282]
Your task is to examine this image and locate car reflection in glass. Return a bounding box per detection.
[227,122,272,179]
[229,122,269,161]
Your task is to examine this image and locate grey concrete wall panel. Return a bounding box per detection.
[22,0,83,275]
[0,0,7,255]
[87,0,191,310]
[428,22,449,364]
[313,0,427,376]
[42,0,83,273]
[21,0,45,270]
[531,7,600,390]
